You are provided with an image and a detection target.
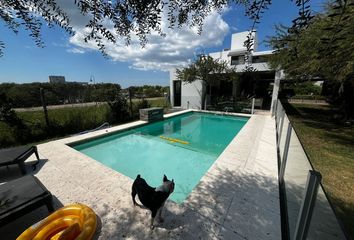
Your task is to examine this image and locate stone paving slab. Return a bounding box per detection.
[0,111,281,239]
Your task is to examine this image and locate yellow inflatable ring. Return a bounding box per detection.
[17,203,97,240]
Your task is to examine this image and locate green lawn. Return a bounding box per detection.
[284,102,354,238]
[0,98,169,148]
[144,97,170,108]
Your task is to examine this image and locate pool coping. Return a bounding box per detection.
[63,109,252,147]
[67,110,251,204]
[1,110,281,239]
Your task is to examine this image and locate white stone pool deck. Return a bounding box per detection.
[1,110,281,239]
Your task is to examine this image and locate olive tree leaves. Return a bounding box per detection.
[0,0,72,57]
[243,0,272,72]
[0,0,320,59]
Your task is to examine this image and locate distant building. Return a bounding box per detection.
[49,76,65,83]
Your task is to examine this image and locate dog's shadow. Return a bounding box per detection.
[156,206,184,231]
[132,199,182,231]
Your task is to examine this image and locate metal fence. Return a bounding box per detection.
[273,100,348,240]
[206,97,256,114]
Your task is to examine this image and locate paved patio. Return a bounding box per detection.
[0,111,281,239]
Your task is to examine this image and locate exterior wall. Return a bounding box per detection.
[232,62,272,72]
[206,56,272,72]
[181,80,203,109]
[230,31,257,51]
[253,31,258,52]
[169,70,177,107]
[209,50,230,62]
[252,50,273,56]
[169,69,203,109]
[209,33,272,73]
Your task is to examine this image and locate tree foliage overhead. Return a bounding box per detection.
[0,0,318,57]
[268,0,354,118]
[0,0,72,57]
[0,0,238,56]
[268,0,354,83]
[243,0,271,71]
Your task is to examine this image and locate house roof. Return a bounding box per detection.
[227,49,247,56]
[252,50,274,56]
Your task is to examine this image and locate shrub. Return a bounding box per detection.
[108,95,129,124]
[131,99,151,118]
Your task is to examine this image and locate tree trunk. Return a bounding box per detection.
[128,87,133,117]
[40,88,50,128]
[342,78,354,120]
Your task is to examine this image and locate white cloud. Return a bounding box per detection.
[231,26,239,32]
[56,1,230,71]
[66,48,85,54]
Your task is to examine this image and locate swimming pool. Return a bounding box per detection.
[71,112,248,203]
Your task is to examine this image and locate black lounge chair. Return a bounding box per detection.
[0,146,40,175]
[0,175,54,227]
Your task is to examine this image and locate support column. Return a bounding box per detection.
[271,69,284,114]
[232,79,238,99]
[169,69,176,107]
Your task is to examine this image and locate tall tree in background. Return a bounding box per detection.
[0,93,30,144]
[0,93,19,125]
[176,55,236,110]
[268,0,354,119]
[107,91,129,123]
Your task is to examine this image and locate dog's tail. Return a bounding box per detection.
[136,174,141,179]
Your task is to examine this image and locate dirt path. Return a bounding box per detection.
[14,98,164,112]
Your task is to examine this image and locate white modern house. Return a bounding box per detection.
[169,31,283,112]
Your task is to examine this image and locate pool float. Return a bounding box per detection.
[17,203,97,240]
[160,136,189,145]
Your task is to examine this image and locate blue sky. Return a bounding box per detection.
[0,1,325,87]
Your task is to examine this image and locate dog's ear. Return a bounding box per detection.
[172,179,174,183]
[163,174,168,182]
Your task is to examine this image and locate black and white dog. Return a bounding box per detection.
[132,174,175,229]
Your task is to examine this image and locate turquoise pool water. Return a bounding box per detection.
[72,112,248,203]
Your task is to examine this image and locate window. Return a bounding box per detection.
[252,55,269,63]
[231,55,245,65]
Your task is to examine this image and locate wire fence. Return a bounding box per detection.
[206,97,257,114]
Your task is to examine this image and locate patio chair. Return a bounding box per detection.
[0,175,54,227]
[0,146,40,175]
